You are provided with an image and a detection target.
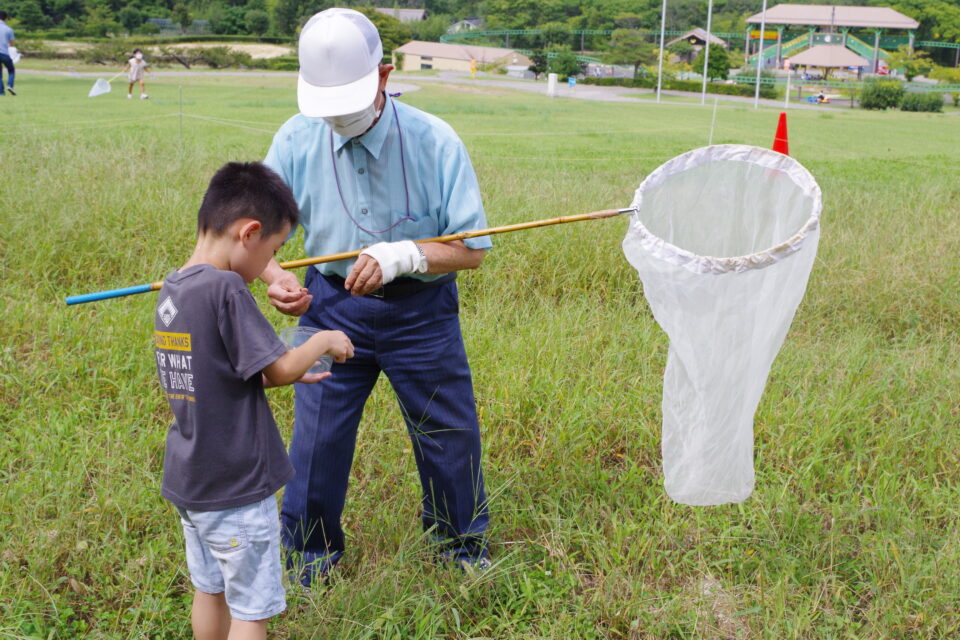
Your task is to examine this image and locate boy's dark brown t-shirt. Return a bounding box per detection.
[154,264,293,511]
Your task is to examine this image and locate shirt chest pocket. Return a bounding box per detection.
[392,206,440,240]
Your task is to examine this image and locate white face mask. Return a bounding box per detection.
[135,53,143,60]
[324,102,381,138]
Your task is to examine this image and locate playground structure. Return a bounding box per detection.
[745,4,919,73]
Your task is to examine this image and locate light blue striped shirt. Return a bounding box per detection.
[0,21,14,56]
[264,96,491,280]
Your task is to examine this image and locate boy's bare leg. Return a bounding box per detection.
[228,619,268,640]
[128,82,134,94]
[191,590,230,640]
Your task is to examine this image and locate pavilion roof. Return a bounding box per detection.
[788,44,870,67]
[747,4,919,30]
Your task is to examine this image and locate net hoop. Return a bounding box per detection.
[628,144,822,275]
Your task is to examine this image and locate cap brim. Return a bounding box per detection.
[298,65,379,118]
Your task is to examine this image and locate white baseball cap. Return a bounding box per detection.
[297,8,384,118]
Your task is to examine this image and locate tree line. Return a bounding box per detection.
[1,0,957,66]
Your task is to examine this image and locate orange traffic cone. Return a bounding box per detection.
[772,112,789,155]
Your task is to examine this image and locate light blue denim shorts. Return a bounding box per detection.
[176,495,286,621]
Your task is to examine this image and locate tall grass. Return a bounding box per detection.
[1,73,958,638]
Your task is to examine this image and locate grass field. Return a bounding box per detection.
[1,71,959,639]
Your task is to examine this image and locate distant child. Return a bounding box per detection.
[154,161,354,640]
[125,48,148,99]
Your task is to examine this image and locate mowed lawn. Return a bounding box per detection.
[1,71,958,639]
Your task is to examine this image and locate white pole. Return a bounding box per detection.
[708,95,719,144]
[656,0,667,103]
[784,71,791,109]
[700,0,715,106]
[753,0,769,109]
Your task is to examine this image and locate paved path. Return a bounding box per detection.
[22,67,836,111]
[395,70,833,111]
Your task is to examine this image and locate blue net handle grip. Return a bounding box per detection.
[65,283,156,305]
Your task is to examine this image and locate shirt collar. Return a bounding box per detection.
[331,94,394,160]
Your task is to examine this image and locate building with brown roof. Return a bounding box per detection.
[393,41,531,73]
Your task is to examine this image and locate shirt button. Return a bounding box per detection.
[361,208,368,214]
[358,168,365,175]
[352,139,360,145]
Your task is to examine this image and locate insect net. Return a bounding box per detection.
[88,78,112,98]
[623,145,822,506]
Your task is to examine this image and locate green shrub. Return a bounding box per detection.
[250,55,298,71]
[899,92,944,112]
[196,46,252,68]
[137,22,161,36]
[580,76,777,98]
[79,41,131,65]
[15,38,54,57]
[860,80,905,110]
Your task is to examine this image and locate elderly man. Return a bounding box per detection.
[261,8,491,585]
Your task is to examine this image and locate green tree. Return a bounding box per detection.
[548,45,581,79]
[528,49,548,80]
[17,0,49,30]
[118,7,144,34]
[483,0,541,32]
[245,9,270,36]
[173,3,193,34]
[886,45,933,82]
[211,5,248,35]
[61,15,80,34]
[614,12,644,29]
[668,39,695,63]
[410,13,454,42]
[357,7,411,59]
[539,21,569,48]
[694,44,731,81]
[83,5,121,37]
[50,0,85,25]
[273,0,304,36]
[138,21,161,35]
[605,28,657,79]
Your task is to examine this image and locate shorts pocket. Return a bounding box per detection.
[204,508,249,554]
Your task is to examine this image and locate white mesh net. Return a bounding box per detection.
[623,145,822,506]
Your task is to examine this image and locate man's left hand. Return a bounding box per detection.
[344,254,384,296]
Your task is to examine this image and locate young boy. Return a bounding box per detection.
[154,161,353,640]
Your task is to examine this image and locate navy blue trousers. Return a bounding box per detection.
[281,268,489,574]
[0,53,13,93]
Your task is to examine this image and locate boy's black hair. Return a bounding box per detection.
[0,11,7,19]
[132,48,141,54]
[197,162,299,237]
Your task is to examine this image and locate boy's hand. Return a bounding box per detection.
[318,330,354,363]
[297,371,332,384]
[266,271,312,316]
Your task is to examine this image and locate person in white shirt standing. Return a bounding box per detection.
[0,11,16,96]
[125,48,148,99]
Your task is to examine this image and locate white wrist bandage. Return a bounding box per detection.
[360,240,428,285]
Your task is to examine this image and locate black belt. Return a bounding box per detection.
[322,272,455,299]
